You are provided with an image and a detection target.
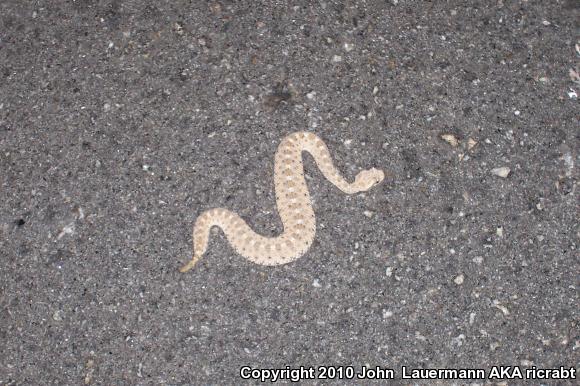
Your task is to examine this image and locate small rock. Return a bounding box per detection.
[491,167,510,178]
[372,86,379,95]
[382,309,393,319]
[312,279,322,288]
[496,226,504,237]
[363,210,374,218]
[415,332,427,341]
[57,222,75,240]
[441,134,459,147]
[570,68,580,83]
[454,274,464,285]
[332,55,342,63]
[210,2,222,14]
[52,310,63,321]
[344,42,354,52]
[472,256,484,265]
[174,22,184,35]
[306,91,316,100]
[493,300,510,315]
[451,334,466,347]
[467,138,477,150]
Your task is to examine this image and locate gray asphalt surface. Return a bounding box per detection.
[1,1,578,385]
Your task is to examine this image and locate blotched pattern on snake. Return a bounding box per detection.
[180,131,384,272]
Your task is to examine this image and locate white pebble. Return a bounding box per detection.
[332,55,343,63]
[312,279,322,288]
[52,310,63,321]
[454,274,464,285]
[469,312,476,325]
[344,42,354,52]
[493,300,510,315]
[491,167,511,178]
[472,256,484,265]
[467,138,477,150]
[441,134,459,147]
[451,334,465,347]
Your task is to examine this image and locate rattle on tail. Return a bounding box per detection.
[180,131,384,272]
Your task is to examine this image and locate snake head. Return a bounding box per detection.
[354,168,385,192]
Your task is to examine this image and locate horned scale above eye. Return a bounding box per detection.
[179,131,385,273]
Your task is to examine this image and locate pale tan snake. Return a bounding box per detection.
[180,131,384,272]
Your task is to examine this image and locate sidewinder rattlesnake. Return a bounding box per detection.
[180,131,384,272]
